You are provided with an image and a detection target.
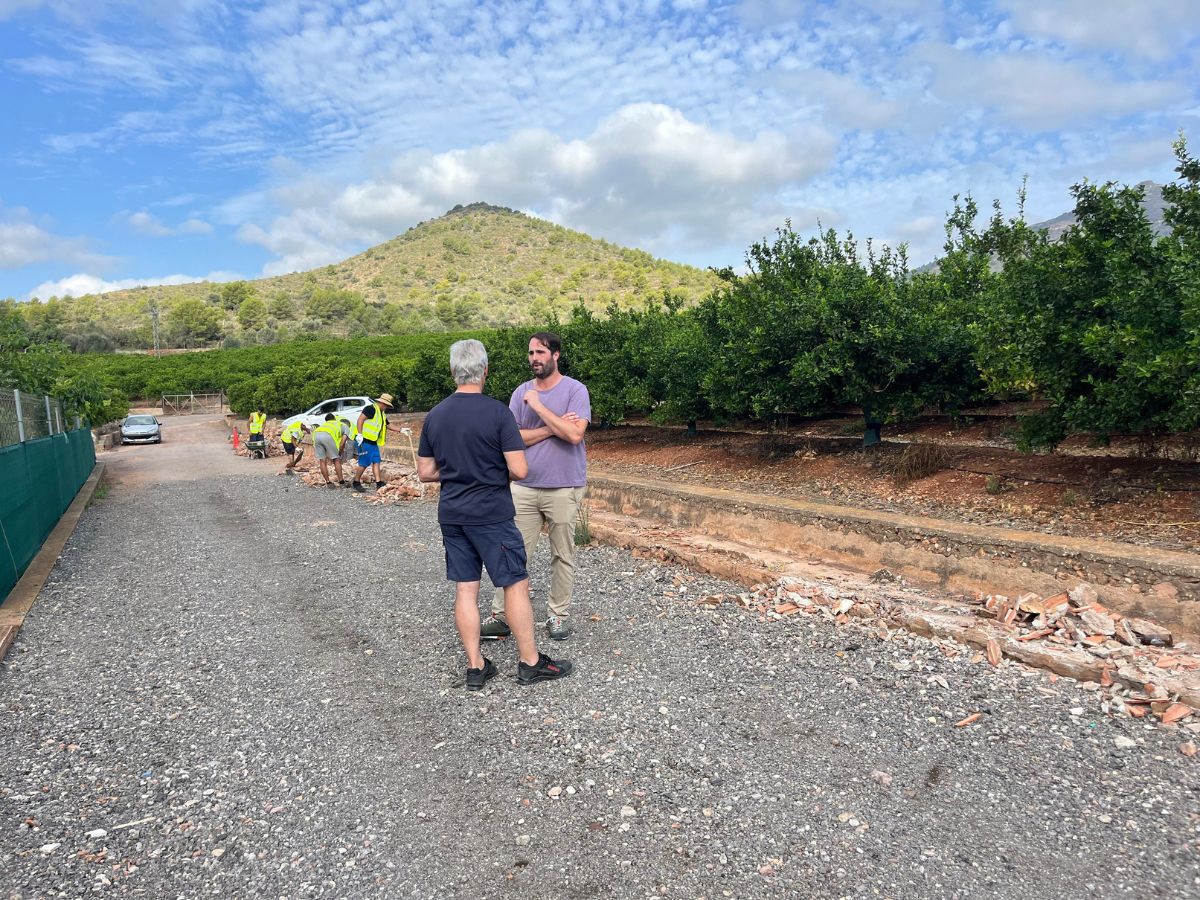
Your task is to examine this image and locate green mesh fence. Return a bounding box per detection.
[0,428,96,602]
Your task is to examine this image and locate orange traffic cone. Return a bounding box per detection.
[232,427,240,450]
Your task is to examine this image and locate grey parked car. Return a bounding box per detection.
[120,414,163,444]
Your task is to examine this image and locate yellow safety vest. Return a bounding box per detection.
[281,422,304,444]
[338,416,358,442]
[315,421,343,451]
[249,412,266,435]
[360,406,386,446]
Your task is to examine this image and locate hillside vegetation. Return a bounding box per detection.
[9,136,1198,451]
[11,204,717,352]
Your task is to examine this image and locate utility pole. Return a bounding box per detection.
[147,298,161,356]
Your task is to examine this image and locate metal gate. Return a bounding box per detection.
[161,392,226,415]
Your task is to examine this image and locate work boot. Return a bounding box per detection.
[351,481,366,493]
[479,615,511,640]
[375,481,386,489]
[546,615,570,641]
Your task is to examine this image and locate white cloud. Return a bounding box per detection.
[124,210,213,236]
[177,218,213,235]
[772,69,903,130]
[999,0,1200,60]
[126,211,171,237]
[0,205,112,270]
[919,45,1182,129]
[239,102,837,275]
[27,269,241,299]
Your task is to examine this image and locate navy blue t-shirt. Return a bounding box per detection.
[418,392,525,525]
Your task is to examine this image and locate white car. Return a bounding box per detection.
[120,414,163,444]
[279,396,372,432]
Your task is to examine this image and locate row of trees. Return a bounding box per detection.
[18,137,1198,448]
[1,305,129,426]
[557,136,1200,446]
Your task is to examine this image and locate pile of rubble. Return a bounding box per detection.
[693,576,1200,734]
[280,453,425,505]
[358,481,422,504]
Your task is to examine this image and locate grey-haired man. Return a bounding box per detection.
[417,339,573,689]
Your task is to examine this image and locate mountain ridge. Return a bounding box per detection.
[15,204,721,350]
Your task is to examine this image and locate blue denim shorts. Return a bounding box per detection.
[440,520,528,587]
[357,441,382,466]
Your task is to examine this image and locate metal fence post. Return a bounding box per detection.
[14,389,25,442]
[45,394,54,435]
[75,415,82,430]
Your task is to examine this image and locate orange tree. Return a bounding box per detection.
[970,138,1200,447]
[697,225,979,437]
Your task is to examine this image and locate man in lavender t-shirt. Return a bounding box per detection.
[483,332,590,642]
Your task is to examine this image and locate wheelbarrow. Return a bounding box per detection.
[246,436,269,460]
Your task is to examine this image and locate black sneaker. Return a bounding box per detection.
[351,481,366,493]
[479,616,511,640]
[517,653,573,685]
[375,480,386,489]
[466,657,497,690]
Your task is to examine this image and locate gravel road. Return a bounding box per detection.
[2,465,1199,898]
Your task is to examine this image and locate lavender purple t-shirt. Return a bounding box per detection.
[509,376,591,488]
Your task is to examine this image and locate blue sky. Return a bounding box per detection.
[2,0,1198,300]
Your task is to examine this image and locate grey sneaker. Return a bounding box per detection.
[546,615,570,641]
[480,616,511,640]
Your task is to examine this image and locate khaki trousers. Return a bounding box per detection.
[492,483,585,619]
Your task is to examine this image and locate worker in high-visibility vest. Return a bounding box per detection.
[279,420,310,471]
[248,410,267,440]
[351,392,395,492]
[313,414,347,487]
[336,416,357,468]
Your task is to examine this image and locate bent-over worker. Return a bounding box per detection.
[280,420,310,471]
[313,414,347,487]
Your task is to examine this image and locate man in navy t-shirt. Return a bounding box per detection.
[418,339,573,690]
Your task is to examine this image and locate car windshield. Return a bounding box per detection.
[126,416,156,425]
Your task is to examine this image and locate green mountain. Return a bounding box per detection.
[15,203,720,351]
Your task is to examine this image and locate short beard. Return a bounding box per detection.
[533,358,557,379]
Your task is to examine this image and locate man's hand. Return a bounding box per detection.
[416,455,440,483]
[523,389,544,411]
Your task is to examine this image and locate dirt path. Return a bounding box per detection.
[0,411,1197,896]
[100,413,277,488]
[3,464,1198,897]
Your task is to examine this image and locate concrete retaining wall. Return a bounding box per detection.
[588,474,1200,636]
